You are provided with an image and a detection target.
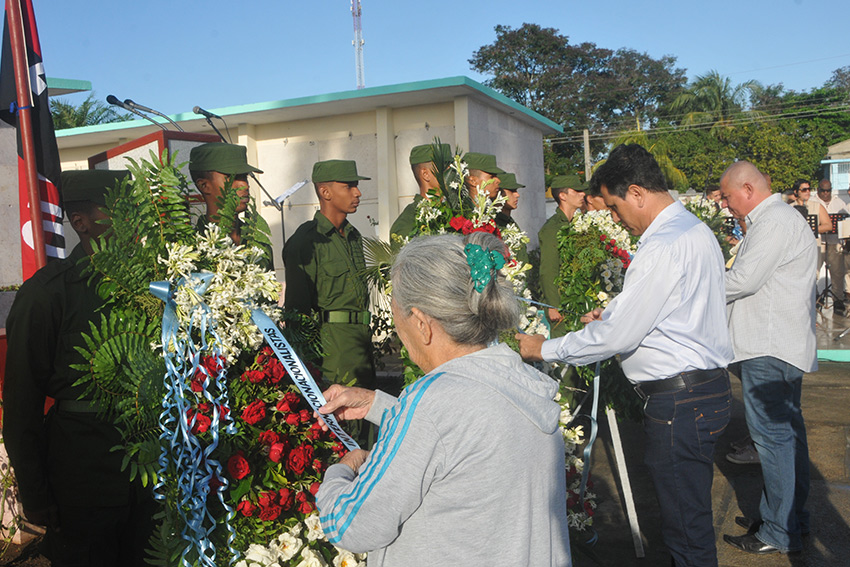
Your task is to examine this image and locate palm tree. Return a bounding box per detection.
[594,131,688,190]
[669,71,761,134]
[50,93,131,129]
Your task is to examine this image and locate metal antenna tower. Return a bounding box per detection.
[351,0,365,89]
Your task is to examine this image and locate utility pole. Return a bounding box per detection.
[583,129,591,182]
[351,0,365,89]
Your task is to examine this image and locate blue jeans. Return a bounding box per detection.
[643,371,731,567]
[740,356,810,552]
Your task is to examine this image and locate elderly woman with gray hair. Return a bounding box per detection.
[315,232,572,567]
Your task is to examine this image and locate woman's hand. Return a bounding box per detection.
[313,384,376,431]
[339,449,370,473]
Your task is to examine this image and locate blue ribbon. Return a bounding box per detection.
[250,309,360,451]
[150,275,238,567]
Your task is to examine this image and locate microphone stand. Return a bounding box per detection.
[124,99,184,131]
[107,95,166,130]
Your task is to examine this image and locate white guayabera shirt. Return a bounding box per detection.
[726,193,818,372]
[542,200,734,383]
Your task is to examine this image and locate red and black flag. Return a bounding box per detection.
[0,0,63,279]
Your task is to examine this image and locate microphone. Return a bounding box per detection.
[107,94,166,130]
[124,98,184,131]
[193,106,222,120]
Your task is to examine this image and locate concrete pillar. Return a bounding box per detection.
[238,123,260,204]
[453,96,470,153]
[375,107,397,241]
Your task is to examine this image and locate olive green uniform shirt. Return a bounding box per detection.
[282,211,374,388]
[389,195,422,241]
[537,208,571,338]
[3,244,129,510]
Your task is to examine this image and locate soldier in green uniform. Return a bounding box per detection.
[494,172,529,264]
[463,152,504,199]
[537,174,587,338]
[189,142,274,269]
[282,159,375,392]
[389,143,452,241]
[4,170,155,566]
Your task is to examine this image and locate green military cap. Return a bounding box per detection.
[189,142,263,174]
[61,169,130,205]
[464,152,505,175]
[497,172,525,190]
[409,143,452,165]
[312,159,370,183]
[550,174,588,192]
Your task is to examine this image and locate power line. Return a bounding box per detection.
[546,104,850,145]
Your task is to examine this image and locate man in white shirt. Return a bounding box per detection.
[720,161,817,555]
[517,144,733,567]
[813,179,847,315]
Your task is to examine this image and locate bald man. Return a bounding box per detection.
[720,161,817,555]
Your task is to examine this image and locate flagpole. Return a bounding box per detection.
[5,0,46,270]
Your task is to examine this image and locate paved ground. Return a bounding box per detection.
[578,360,850,567]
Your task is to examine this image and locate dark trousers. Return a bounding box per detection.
[45,483,156,567]
[642,371,731,567]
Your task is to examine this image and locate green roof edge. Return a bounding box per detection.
[56,76,563,137]
[46,77,92,91]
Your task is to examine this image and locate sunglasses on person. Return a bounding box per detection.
[797,187,811,192]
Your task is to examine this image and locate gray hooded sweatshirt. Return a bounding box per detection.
[317,343,572,566]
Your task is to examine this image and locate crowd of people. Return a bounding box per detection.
[2,139,837,566]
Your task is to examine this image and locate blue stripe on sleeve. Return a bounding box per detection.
[320,372,443,542]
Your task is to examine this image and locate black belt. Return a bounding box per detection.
[634,367,727,400]
[321,310,370,325]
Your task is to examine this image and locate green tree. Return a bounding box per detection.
[669,70,761,134]
[50,93,131,130]
[469,23,686,170]
[606,131,688,190]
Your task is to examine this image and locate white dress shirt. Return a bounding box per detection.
[726,193,818,373]
[812,193,849,244]
[541,200,733,383]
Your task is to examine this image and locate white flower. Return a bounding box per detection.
[244,542,281,566]
[295,546,329,567]
[289,522,304,537]
[304,513,325,542]
[597,291,609,303]
[272,532,303,561]
[333,548,364,567]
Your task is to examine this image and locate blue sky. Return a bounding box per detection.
[36,0,850,117]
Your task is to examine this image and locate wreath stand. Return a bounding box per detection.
[570,365,645,558]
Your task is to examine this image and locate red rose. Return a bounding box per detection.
[244,369,265,384]
[198,402,211,413]
[286,444,314,475]
[258,430,279,446]
[236,500,256,517]
[269,442,288,463]
[241,399,267,425]
[279,488,294,510]
[449,216,466,232]
[227,451,250,480]
[190,375,205,392]
[296,491,308,503]
[305,422,323,441]
[299,409,311,423]
[258,504,282,521]
[309,482,321,496]
[257,346,273,365]
[298,501,315,514]
[312,459,326,474]
[268,359,287,384]
[219,405,230,419]
[285,413,301,426]
[599,234,607,242]
[186,409,211,434]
